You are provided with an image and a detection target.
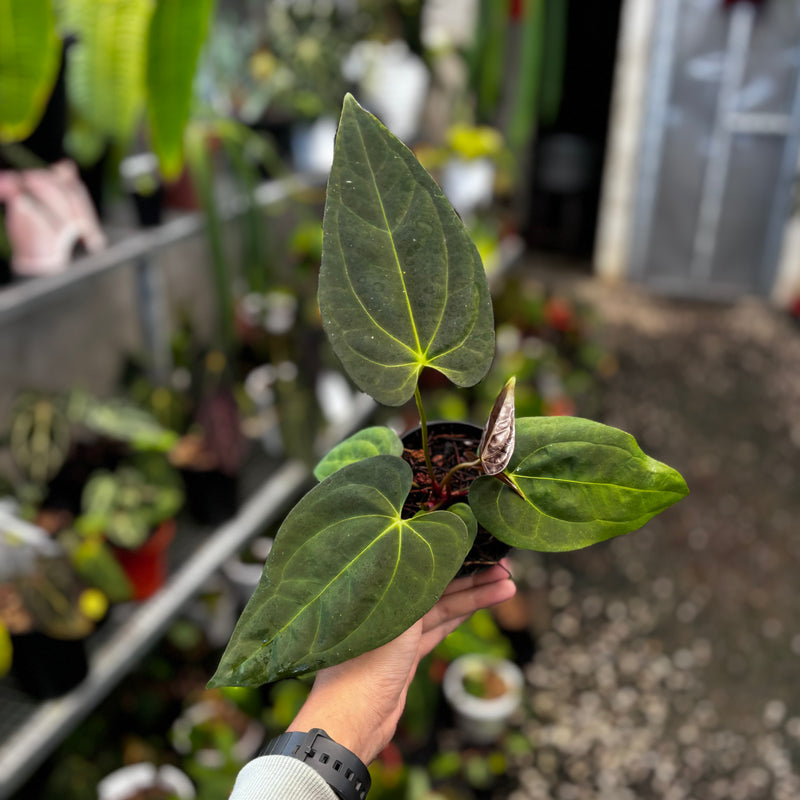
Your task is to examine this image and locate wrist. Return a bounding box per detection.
[289,691,388,764]
[260,728,371,800]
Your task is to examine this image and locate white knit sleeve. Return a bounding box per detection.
[228,755,339,800]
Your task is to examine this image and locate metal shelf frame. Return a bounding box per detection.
[0,170,373,798]
[0,164,524,797]
[0,174,316,323]
[0,392,375,800]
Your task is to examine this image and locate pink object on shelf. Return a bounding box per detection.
[51,159,107,253]
[0,159,106,277]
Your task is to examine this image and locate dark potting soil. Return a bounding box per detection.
[400,425,510,576]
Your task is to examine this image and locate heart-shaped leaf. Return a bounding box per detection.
[470,416,688,551]
[479,376,516,475]
[319,94,495,407]
[313,426,403,481]
[444,502,478,540]
[209,455,475,687]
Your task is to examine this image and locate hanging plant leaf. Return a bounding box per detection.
[470,416,688,551]
[62,0,154,145]
[479,376,516,475]
[209,455,475,687]
[146,0,215,180]
[313,426,403,481]
[0,0,61,142]
[79,396,178,452]
[319,94,495,407]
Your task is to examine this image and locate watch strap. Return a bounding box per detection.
[260,728,371,800]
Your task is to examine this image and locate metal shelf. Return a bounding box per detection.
[0,173,319,324]
[0,393,374,800]
[0,160,523,797]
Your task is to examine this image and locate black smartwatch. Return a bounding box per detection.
[259,728,371,800]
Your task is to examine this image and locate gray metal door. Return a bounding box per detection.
[631,0,800,300]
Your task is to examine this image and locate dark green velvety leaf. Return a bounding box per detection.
[319,94,495,407]
[447,503,478,540]
[209,455,475,687]
[313,426,403,481]
[470,416,688,552]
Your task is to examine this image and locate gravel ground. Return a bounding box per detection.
[504,268,800,800]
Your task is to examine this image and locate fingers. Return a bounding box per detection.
[418,613,471,656]
[430,574,516,629]
[441,560,513,597]
[418,566,517,656]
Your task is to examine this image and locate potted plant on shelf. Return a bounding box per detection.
[0,546,105,699]
[168,351,246,525]
[7,391,73,518]
[96,762,196,800]
[208,94,688,689]
[441,654,524,745]
[169,688,265,769]
[75,455,184,600]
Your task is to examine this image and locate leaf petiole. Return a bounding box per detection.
[415,385,438,490]
[494,470,525,499]
[438,458,482,494]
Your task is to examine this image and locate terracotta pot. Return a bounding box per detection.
[401,421,511,576]
[112,519,176,601]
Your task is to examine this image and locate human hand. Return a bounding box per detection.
[288,562,517,763]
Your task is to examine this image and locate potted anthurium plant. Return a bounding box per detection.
[208,95,688,689]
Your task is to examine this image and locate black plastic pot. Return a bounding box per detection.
[401,421,511,576]
[10,631,89,699]
[131,186,164,228]
[0,249,11,287]
[43,438,129,516]
[180,467,239,526]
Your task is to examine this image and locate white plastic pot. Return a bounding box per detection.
[97,762,195,800]
[441,157,496,219]
[442,654,524,744]
[170,699,265,768]
[290,117,337,175]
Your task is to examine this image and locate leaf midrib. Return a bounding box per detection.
[356,119,423,355]
[496,480,663,531]
[517,474,681,495]
[516,439,673,494]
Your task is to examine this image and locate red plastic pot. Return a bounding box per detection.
[113,519,176,601]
